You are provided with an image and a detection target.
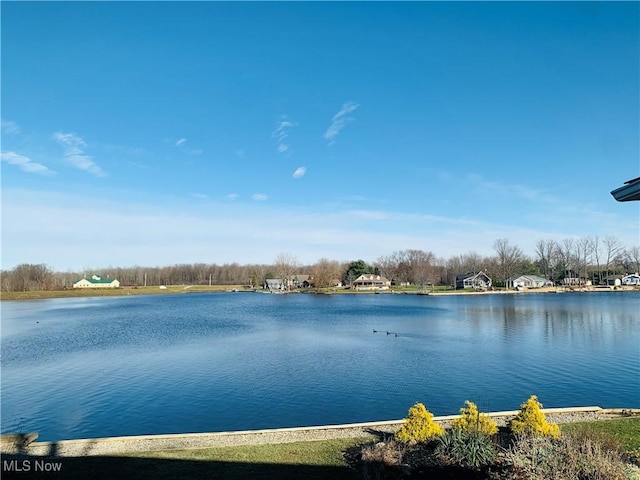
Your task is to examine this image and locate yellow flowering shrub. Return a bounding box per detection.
[395,402,444,444]
[509,395,560,438]
[451,400,498,435]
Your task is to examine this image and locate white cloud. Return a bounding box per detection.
[192,193,208,199]
[466,174,552,203]
[2,188,637,271]
[1,151,55,176]
[1,119,20,135]
[324,101,359,144]
[292,167,306,178]
[252,193,268,201]
[52,131,106,177]
[226,193,239,201]
[272,119,296,154]
[176,138,187,146]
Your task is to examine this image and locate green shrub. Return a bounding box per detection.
[451,400,498,435]
[509,395,560,438]
[395,402,444,444]
[436,428,496,469]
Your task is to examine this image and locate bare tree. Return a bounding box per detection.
[626,245,640,274]
[576,237,592,283]
[311,258,341,289]
[375,254,399,284]
[534,239,557,281]
[406,249,436,290]
[460,252,485,274]
[493,238,524,288]
[554,238,578,282]
[603,236,624,282]
[588,236,604,284]
[273,252,299,290]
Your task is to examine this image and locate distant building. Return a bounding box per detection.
[456,271,492,290]
[352,274,391,290]
[510,275,553,289]
[264,279,284,291]
[292,275,314,288]
[73,275,120,288]
[560,269,584,286]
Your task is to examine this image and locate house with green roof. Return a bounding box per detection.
[73,275,120,289]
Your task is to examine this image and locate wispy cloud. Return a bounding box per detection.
[466,174,553,204]
[173,137,203,155]
[192,193,208,200]
[52,132,106,177]
[1,151,56,176]
[1,119,21,135]
[234,148,245,158]
[272,119,296,154]
[292,166,306,178]
[252,193,268,201]
[226,193,239,201]
[324,101,359,145]
[3,188,637,271]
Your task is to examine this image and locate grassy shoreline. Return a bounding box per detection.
[2,284,637,301]
[3,418,637,480]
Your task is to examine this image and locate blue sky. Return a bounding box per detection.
[2,1,638,271]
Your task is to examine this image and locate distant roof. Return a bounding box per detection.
[353,274,390,282]
[511,274,551,283]
[76,275,117,284]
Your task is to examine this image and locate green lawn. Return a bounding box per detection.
[561,417,640,452]
[3,419,639,479]
[0,285,247,301]
[1,438,368,480]
[134,437,367,467]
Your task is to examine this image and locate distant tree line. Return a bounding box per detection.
[2,236,638,292]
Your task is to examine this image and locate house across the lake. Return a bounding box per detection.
[560,269,585,286]
[73,275,120,288]
[455,271,492,290]
[264,278,285,291]
[352,274,391,291]
[292,274,314,288]
[510,275,553,289]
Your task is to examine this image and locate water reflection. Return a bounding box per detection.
[1,292,638,441]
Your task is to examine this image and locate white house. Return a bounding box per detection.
[510,275,553,289]
[621,274,640,286]
[73,275,120,289]
[352,274,391,291]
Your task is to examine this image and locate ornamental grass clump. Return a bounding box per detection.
[395,402,444,444]
[451,400,498,435]
[509,395,560,438]
[436,428,497,469]
[504,430,630,480]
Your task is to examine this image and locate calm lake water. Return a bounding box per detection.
[1,292,638,441]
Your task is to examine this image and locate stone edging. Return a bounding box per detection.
[4,406,638,457]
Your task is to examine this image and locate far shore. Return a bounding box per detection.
[1,284,637,302]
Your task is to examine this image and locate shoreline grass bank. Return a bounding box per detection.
[1,414,638,480]
[2,284,637,301]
